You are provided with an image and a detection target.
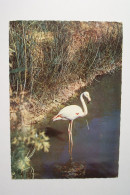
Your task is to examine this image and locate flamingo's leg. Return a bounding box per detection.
[70,120,73,155]
[68,121,71,154]
[70,120,73,146]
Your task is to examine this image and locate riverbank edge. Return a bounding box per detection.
[10,61,121,131]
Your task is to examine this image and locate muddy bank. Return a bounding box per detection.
[10,62,121,131]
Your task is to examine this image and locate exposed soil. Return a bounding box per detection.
[10,61,121,131]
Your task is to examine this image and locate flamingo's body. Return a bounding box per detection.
[53,105,83,121]
[53,91,91,155]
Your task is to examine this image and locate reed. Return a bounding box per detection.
[9,21,122,104]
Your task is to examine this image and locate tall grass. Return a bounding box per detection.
[9,21,122,104]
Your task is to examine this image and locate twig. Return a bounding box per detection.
[86,119,90,130]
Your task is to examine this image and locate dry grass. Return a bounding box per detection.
[9,21,122,129]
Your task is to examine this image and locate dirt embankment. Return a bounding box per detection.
[10,61,121,131]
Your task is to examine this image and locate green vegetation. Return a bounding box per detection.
[9,21,122,179]
[11,128,50,179]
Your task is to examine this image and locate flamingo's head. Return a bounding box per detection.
[83,91,91,103]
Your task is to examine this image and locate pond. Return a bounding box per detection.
[32,70,121,178]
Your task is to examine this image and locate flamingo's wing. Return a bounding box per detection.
[58,105,83,120]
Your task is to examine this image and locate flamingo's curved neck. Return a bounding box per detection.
[80,93,88,116]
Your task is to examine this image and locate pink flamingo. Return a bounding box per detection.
[53,91,91,154]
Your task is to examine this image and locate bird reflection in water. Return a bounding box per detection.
[45,125,88,178]
[53,158,87,178]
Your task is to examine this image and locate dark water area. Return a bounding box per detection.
[32,70,121,179]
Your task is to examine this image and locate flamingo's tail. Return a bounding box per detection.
[52,114,62,121]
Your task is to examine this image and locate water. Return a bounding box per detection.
[32,71,121,178]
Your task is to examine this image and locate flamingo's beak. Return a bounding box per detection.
[88,98,91,104]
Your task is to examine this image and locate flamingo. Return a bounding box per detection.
[52,91,91,155]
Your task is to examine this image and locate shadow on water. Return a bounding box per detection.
[32,70,121,179]
[45,127,65,141]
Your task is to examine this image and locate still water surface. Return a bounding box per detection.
[33,71,121,178]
